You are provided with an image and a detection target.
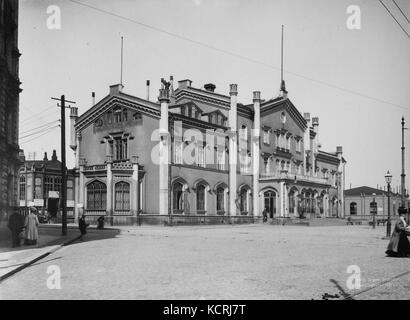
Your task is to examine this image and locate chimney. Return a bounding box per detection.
[92,92,95,106]
[52,150,58,161]
[70,107,78,153]
[109,84,124,95]
[204,83,216,92]
[178,79,192,90]
[146,80,150,101]
[279,80,288,99]
[43,152,48,161]
[336,146,343,155]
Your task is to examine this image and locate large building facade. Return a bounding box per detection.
[71,78,346,225]
[0,0,22,219]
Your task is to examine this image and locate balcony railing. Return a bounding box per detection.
[260,171,331,185]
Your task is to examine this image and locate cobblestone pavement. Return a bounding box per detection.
[0,224,409,300]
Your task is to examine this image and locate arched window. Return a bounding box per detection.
[115,182,130,211]
[173,182,184,213]
[196,184,206,213]
[19,175,26,200]
[87,181,106,210]
[350,202,357,215]
[113,107,122,123]
[289,191,295,214]
[216,187,225,212]
[123,108,128,121]
[240,188,249,213]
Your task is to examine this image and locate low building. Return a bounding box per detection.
[344,186,409,221]
[17,150,76,220]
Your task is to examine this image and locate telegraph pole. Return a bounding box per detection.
[52,95,76,236]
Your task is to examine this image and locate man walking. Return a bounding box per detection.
[7,210,24,248]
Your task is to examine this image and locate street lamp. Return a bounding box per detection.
[385,170,392,237]
[371,193,376,229]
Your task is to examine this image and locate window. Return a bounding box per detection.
[115,182,130,211]
[217,148,225,170]
[174,140,183,164]
[217,187,225,212]
[173,182,184,212]
[286,136,290,150]
[123,109,128,121]
[296,139,302,152]
[113,107,122,123]
[263,130,270,144]
[240,188,248,213]
[114,137,128,161]
[196,185,206,213]
[87,181,107,210]
[19,175,26,200]
[197,143,205,167]
[289,191,295,214]
[350,202,357,215]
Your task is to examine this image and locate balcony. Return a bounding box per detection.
[260,171,331,186]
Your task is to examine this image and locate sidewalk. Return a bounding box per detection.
[0,225,81,281]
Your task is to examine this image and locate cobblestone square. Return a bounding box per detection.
[1,224,409,300]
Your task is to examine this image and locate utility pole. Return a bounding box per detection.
[52,95,76,236]
[400,117,408,222]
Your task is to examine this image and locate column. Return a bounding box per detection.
[106,155,113,223]
[131,156,139,218]
[159,84,170,215]
[252,91,261,217]
[229,84,238,217]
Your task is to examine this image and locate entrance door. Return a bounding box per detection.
[264,191,276,218]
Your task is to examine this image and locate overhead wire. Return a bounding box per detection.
[67,0,410,112]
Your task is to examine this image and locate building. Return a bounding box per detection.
[0,0,22,219]
[344,186,409,220]
[17,150,76,220]
[70,78,346,225]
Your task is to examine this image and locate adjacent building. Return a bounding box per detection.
[17,150,76,220]
[344,186,409,220]
[70,78,346,225]
[0,0,22,219]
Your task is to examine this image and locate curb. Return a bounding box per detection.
[0,235,81,283]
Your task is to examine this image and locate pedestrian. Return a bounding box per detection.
[24,207,39,245]
[7,210,24,248]
[262,207,268,223]
[78,213,89,240]
[386,211,410,257]
[97,215,105,230]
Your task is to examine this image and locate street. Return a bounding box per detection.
[0,224,409,300]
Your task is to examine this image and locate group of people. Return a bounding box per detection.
[7,207,39,248]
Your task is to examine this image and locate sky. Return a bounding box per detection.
[17,0,410,192]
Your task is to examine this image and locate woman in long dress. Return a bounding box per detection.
[386,211,410,257]
[24,207,39,245]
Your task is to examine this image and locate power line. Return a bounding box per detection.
[379,0,410,40]
[68,0,410,112]
[20,119,59,135]
[392,0,410,25]
[20,124,60,140]
[20,105,57,124]
[19,125,60,145]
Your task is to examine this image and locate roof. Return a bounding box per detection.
[345,186,402,197]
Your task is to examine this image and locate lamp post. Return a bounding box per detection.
[371,193,376,229]
[385,170,392,237]
[399,117,408,222]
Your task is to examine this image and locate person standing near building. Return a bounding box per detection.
[7,210,24,248]
[262,207,268,223]
[24,207,39,245]
[78,213,89,240]
[386,211,410,257]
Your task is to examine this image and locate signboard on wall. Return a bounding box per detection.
[33,199,44,207]
[49,191,59,198]
[67,200,75,207]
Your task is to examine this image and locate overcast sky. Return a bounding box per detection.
[18,0,410,192]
